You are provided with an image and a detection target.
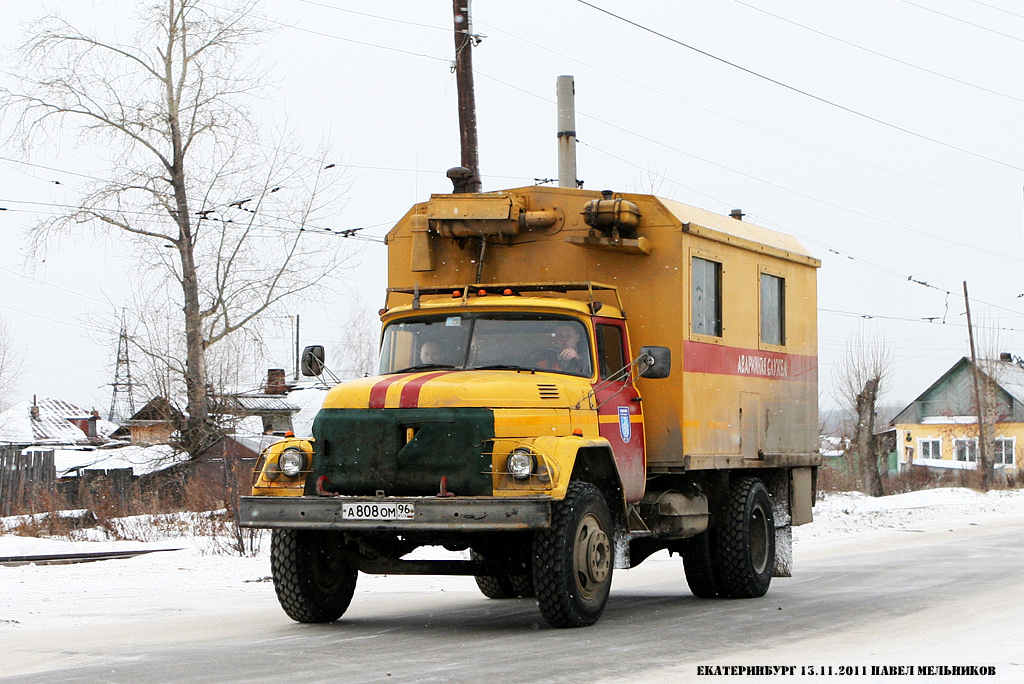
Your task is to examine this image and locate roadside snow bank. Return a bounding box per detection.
[795,487,1024,551]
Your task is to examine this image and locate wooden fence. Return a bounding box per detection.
[0,447,56,517]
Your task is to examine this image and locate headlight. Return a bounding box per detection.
[278,447,307,478]
[263,461,282,481]
[506,448,536,480]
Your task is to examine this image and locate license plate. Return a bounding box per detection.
[341,502,415,520]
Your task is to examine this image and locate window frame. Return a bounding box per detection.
[595,321,628,382]
[993,437,1015,466]
[954,438,978,462]
[690,252,723,341]
[918,437,942,460]
[758,269,786,348]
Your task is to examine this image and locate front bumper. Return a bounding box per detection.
[237,495,553,531]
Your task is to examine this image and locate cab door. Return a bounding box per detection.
[592,318,646,502]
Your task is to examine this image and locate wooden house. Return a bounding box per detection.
[891,356,1022,474]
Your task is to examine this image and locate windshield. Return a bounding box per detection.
[378,313,593,378]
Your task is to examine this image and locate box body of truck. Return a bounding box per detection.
[239,185,820,627]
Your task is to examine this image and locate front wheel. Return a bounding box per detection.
[271,529,358,623]
[533,482,614,628]
[716,477,775,598]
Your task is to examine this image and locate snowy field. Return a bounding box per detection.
[1,487,1023,682]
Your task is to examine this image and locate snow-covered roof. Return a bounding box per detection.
[0,399,119,446]
[990,360,1024,406]
[25,444,187,478]
[233,395,300,413]
[285,385,329,439]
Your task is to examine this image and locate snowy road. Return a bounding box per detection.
[2,489,1023,683]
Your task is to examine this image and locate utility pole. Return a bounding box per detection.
[963,281,991,490]
[452,0,481,192]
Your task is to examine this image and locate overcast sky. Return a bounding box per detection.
[2,0,1023,418]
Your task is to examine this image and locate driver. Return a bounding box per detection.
[420,339,453,365]
[551,323,586,374]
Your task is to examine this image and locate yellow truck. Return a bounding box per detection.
[239,184,821,628]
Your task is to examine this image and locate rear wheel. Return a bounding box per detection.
[271,529,358,623]
[681,529,720,598]
[533,482,614,628]
[716,478,775,598]
[471,550,533,599]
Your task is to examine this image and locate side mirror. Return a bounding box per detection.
[300,345,325,377]
[638,346,671,379]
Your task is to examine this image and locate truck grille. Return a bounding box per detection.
[309,408,495,497]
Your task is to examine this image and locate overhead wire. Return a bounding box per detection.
[729,0,1024,105]
[574,0,1024,173]
[896,0,1024,45]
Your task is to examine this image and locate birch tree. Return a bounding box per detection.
[2,1,352,455]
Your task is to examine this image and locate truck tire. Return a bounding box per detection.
[681,530,720,598]
[271,529,358,623]
[715,477,775,599]
[470,550,532,599]
[533,482,614,628]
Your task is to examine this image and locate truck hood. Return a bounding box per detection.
[321,370,593,410]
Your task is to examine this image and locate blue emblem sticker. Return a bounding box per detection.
[618,406,632,444]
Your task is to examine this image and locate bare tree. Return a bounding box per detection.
[0,317,23,414]
[973,318,1012,491]
[833,329,894,497]
[2,1,353,455]
[334,298,380,379]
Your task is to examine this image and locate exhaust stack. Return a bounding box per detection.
[557,75,578,189]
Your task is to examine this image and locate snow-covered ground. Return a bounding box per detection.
[2,487,1023,634]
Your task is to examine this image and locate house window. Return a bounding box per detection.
[954,438,977,462]
[993,438,1015,466]
[760,273,785,346]
[919,438,941,459]
[692,257,722,337]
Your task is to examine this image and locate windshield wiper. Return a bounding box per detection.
[470,364,533,372]
[392,363,457,374]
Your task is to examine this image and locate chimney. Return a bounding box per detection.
[266,368,288,395]
[30,395,39,420]
[730,209,745,221]
[1000,352,1013,362]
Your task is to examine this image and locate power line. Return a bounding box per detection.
[730,0,1024,105]
[965,0,1024,21]
[291,0,450,33]
[897,0,1024,45]
[574,0,1024,173]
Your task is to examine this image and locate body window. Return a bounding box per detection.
[692,257,722,337]
[760,273,785,346]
